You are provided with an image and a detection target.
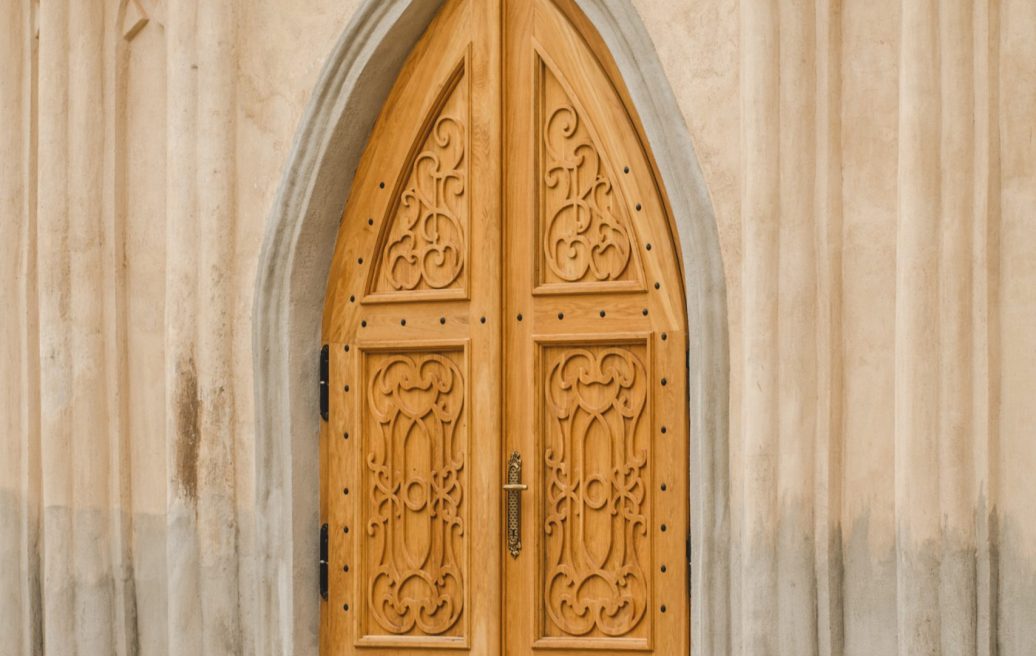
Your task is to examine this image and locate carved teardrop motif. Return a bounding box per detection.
[539,60,639,286]
[371,62,468,296]
[542,345,650,639]
[365,351,466,637]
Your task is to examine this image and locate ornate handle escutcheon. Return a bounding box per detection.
[504,452,528,558]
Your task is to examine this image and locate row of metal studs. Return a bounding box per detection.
[338,178,385,615]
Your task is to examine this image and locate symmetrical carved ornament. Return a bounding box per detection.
[542,345,649,638]
[373,65,468,295]
[540,62,637,286]
[365,352,466,637]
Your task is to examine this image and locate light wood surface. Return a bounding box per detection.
[321,1,688,653]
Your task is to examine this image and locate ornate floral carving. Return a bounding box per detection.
[377,73,467,293]
[365,352,466,636]
[542,346,649,638]
[541,66,634,284]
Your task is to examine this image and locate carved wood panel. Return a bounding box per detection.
[362,349,467,640]
[368,60,469,299]
[324,0,689,652]
[537,57,641,289]
[322,0,505,653]
[539,343,651,642]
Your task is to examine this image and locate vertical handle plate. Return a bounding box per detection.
[505,452,526,558]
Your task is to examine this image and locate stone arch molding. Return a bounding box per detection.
[252,1,730,654]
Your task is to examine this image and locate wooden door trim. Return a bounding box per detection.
[253,1,730,654]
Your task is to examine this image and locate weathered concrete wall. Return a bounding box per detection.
[1,0,1034,654]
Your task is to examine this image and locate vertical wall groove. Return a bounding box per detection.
[117,3,170,652]
[108,4,138,652]
[778,0,819,652]
[972,1,1001,653]
[22,1,42,652]
[937,1,978,653]
[68,2,117,653]
[814,0,845,653]
[0,2,36,653]
[740,0,781,652]
[996,0,1036,650]
[37,2,76,650]
[895,0,942,653]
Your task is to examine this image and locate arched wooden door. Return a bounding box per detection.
[320,1,688,653]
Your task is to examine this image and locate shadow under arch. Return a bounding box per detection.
[252,2,729,653]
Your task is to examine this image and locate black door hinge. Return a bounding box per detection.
[319,522,329,600]
[320,344,329,421]
[686,533,693,596]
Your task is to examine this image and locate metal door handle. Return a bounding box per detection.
[505,452,526,558]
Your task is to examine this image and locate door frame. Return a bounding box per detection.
[252,2,730,655]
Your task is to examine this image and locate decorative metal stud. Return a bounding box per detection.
[655,282,661,290]
[636,203,642,211]
[344,344,350,352]
[661,605,667,613]
[343,564,349,572]
[400,319,406,326]
[343,432,349,440]
[661,523,668,532]
[661,564,668,573]
[661,332,668,341]
[357,257,364,264]
[624,166,630,174]
[480,316,487,324]
[361,320,367,328]
[600,310,606,317]
[343,603,350,612]
[343,526,349,534]
[440,316,446,325]
[661,377,668,386]
[342,487,349,495]
[642,308,649,316]
[367,218,374,225]
[557,312,564,320]
[349,295,355,303]
[661,483,668,491]
[344,384,350,392]
[379,181,385,189]
[646,242,653,250]
[517,313,523,321]
[661,425,668,434]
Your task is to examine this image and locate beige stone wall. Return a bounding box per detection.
[1,0,1034,654]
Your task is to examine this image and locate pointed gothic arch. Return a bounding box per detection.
[252,2,729,653]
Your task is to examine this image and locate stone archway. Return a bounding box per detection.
[252,2,729,653]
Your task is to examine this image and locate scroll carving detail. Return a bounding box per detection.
[541,65,635,284]
[543,346,649,638]
[365,352,466,636]
[376,68,467,293]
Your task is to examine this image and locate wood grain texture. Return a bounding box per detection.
[322,0,689,653]
[322,0,502,653]
[504,0,689,653]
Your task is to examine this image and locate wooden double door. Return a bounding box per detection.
[320,0,688,653]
